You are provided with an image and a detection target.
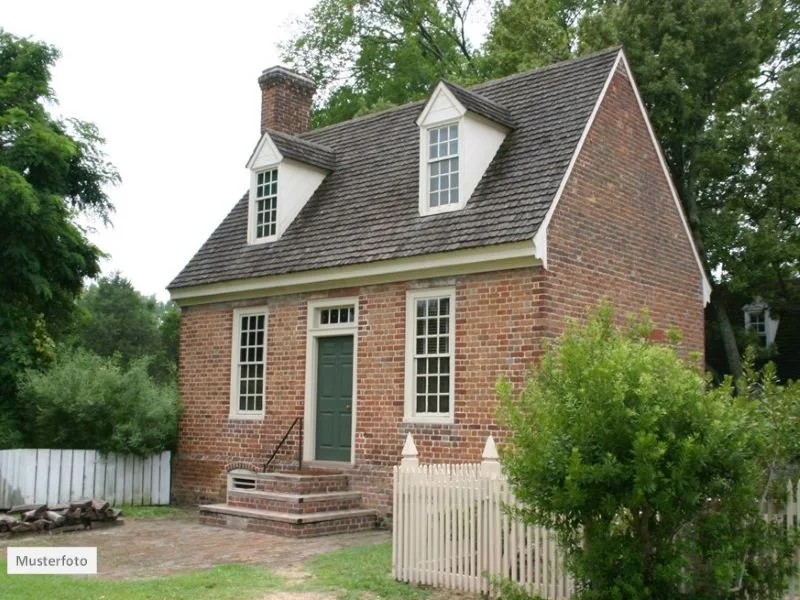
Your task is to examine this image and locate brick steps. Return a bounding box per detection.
[227,489,362,514]
[201,470,376,537]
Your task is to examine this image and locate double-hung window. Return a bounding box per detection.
[230,308,267,418]
[745,308,768,346]
[405,288,455,423]
[427,124,459,210]
[254,169,278,239]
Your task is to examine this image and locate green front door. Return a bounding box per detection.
[315,336,353,461]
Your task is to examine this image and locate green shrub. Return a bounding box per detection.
[18,348,179,455]
[498,303,797,600]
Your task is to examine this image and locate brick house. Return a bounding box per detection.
[168,48,710,535]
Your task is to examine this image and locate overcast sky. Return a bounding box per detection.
[4,0,319,301]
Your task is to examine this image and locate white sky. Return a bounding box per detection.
[4,0,319,301]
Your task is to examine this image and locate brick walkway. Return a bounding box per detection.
[0,507,390,579]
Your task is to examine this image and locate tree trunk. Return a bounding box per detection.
[711,287,743,378]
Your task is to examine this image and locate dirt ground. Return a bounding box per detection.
[0,507,390,580]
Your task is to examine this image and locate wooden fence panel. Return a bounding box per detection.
[0,449,171,507]
[392,434,798,599]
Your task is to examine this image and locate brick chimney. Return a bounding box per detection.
[258,66,316,136]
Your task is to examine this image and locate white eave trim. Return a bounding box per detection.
[246,133,282,169]
[532,49,712,305]
[170,240,539,306]
[416,82,467,127]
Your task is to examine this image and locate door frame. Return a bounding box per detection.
[304,297,359,464]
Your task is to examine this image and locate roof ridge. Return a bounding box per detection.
[302,47,621,138]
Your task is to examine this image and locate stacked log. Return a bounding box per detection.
[0,500,123,534]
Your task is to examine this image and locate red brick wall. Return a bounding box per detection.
[259,71,315,135]
[543,69,705,355]
[174,268,547,513]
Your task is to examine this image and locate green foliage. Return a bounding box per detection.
[71,273,180,385]
[282,0,481,127]
[0,29,118,441]
[75,273,160,365]
[499,303,798,599]
[18,347,179,455]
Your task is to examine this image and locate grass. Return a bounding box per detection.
[117,505,183,519]
[1,541,430,600]
[0,561,285,600]
[303,541,430,599]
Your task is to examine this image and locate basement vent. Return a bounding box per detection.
[228,469,257,491]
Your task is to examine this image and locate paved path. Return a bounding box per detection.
[0,507,390,580]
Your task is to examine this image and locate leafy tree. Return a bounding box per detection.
[483,0,799,377]
[499,303,799,599]
[0,29,118,445]
[18,348,179,456]
[74,273,161,365]
[282,0,482,127]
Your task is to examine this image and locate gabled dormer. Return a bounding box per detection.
[245,66,335,245]
[416,81,514,216]
[246,129,335,244]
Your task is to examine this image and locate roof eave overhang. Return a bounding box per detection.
[169,240,540,306]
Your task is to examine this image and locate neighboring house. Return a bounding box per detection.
[168,48,710,533]
[742,298,800,382]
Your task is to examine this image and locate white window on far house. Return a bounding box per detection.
[405,288,455,423]
[230,308,267,418]
[745,308,768,346]
[255,169,278,239]
[427,124,459,210]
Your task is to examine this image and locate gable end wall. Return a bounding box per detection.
[545,69,704,354]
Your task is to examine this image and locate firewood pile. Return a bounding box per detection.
[0,500,122,535]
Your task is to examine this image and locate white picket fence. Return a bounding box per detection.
[0,449,171,508]
[393,435,572,597]
[393,434,800,599]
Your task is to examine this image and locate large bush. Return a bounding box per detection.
[18,348,179,456]
[499,304,797,600]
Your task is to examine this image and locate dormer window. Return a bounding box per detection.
[416,81,514,217]
[255,169,278,239]
[428,124,460,209]
[245,129,334,245]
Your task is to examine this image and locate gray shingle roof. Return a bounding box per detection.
[169,49,619,290]
[255,128,336,171]
[440,80,516,129]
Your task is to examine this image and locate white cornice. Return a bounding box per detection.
[170,240,539,306]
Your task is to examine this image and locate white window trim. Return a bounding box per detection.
[303,297,359,464]
[419,121,464,216]
[229,306,268,420]
[404,287,456,424]
[743,302,780,346]
[248,166,279,245]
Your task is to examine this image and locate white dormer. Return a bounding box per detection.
[245,130,334,244]
[416,82,513,217]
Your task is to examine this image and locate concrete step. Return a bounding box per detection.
[199,503,376,538]
[227,489,362,514]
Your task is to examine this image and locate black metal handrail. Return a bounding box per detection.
[262,417,303,472]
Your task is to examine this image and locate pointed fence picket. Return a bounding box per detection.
[0,449,170,508]
[393,435,573,598]
[392,434,800,599]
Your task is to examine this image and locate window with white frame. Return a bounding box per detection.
[745,308,768,346]
[427,124,459,209]
[255,169,278,239]
[318,306,355,327]
[405,289,455,422]
[231,309,267,417]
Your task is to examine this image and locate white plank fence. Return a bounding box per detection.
[393,434,572,598]
[0,449,171,508]
[393,434,800,599]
